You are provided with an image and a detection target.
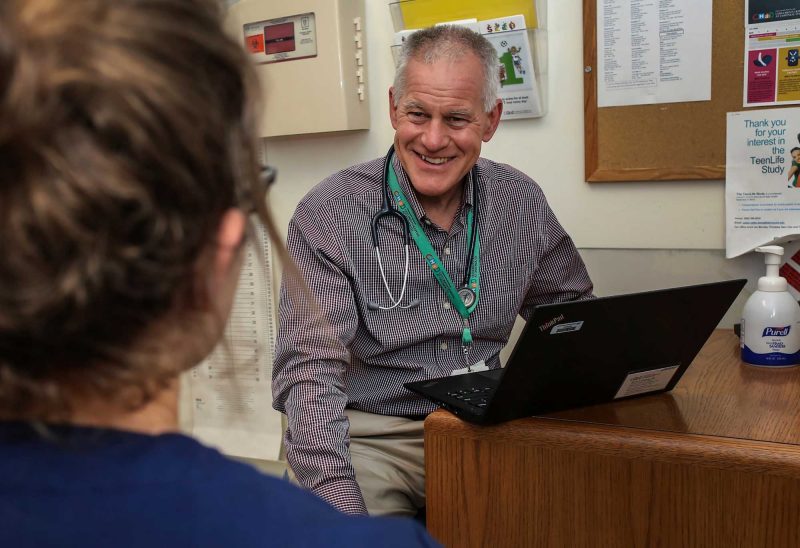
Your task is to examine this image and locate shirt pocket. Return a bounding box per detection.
[471,256,530,339]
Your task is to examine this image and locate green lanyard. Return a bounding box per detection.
[386,161,481,352]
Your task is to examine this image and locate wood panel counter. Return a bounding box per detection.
[424,330,800,547]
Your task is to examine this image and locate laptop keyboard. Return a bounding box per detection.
[446,386,494,409]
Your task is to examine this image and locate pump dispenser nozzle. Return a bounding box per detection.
[755,245,787,292]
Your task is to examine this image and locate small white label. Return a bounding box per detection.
[451,360,489,376]
[614,365,680,399]
[550,321,584,335]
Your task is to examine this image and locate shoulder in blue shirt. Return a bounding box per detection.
[0,422,438,548]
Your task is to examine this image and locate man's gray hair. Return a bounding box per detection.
[393,25,500,113]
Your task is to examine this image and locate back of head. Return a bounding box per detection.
[0,0,261,420]
[393,25,500,112]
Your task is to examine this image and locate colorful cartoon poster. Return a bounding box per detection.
[726,107,800,258]
[480,15,542,119]
[744,1,800,107]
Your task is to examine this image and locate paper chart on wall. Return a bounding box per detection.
[725,107,800,259]
[597,0,712,107]
[185,220,282,460]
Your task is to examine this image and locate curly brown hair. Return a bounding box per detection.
[0,0,265,420]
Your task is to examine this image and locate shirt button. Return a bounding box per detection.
[423,218,432,226]
[440,342,448,350]
[444,247,451,255]
[443,302,451,309]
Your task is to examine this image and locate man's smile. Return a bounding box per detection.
[417,152,453,165]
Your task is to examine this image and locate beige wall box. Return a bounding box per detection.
[226,0,369,137]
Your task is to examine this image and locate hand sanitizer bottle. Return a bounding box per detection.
[741,245,800,367]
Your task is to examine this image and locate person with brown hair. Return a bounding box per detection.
[0,0,436,546]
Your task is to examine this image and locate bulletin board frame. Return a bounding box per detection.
[583,0,744,182]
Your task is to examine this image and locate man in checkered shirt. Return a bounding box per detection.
[273,25,593,517]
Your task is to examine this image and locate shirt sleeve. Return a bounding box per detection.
[519,193,594,321]
[272,202,367,515]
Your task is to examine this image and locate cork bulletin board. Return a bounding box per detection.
[583,0,744,182]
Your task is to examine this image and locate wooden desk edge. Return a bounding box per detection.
[425,409,800,479]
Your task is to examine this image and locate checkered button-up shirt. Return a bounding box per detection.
[272,155,593,514]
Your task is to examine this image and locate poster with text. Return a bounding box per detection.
[726,107,800,258]
[744,0,800,107]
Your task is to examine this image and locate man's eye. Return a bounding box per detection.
[448,117,468,126]
[407,111,427,120]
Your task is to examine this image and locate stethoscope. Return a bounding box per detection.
[368,146,479,311]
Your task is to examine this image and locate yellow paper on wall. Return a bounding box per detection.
[399,0,538,29]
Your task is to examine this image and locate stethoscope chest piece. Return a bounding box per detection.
[458,287,476,307]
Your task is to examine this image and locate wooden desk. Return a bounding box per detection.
[424,330,800,547]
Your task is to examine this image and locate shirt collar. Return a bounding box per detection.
[390,153,477,229]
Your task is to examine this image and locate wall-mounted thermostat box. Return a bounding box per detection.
[226,0,369,138]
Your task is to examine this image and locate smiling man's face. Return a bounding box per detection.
[389,53,501,209]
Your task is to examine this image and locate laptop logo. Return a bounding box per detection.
[763,326,790,337]
[538,314,565,332]
[550,321,584,335]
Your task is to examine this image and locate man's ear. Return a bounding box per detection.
[389,87,399,130]
[482,99,503,142]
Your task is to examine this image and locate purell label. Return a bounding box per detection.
[762,326,790,337]
[743,320,800,367]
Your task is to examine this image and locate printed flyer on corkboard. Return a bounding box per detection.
[744,0,800,107]
[726,107,800,258]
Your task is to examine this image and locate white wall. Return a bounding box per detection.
[236,0,765,474]
[266,0,727,248]
[263,1,758,322]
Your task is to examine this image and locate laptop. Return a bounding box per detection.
[405,279,746,425]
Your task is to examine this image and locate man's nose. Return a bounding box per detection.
[421,119,448,151]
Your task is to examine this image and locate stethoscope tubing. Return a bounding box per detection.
[369,146,479,310]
